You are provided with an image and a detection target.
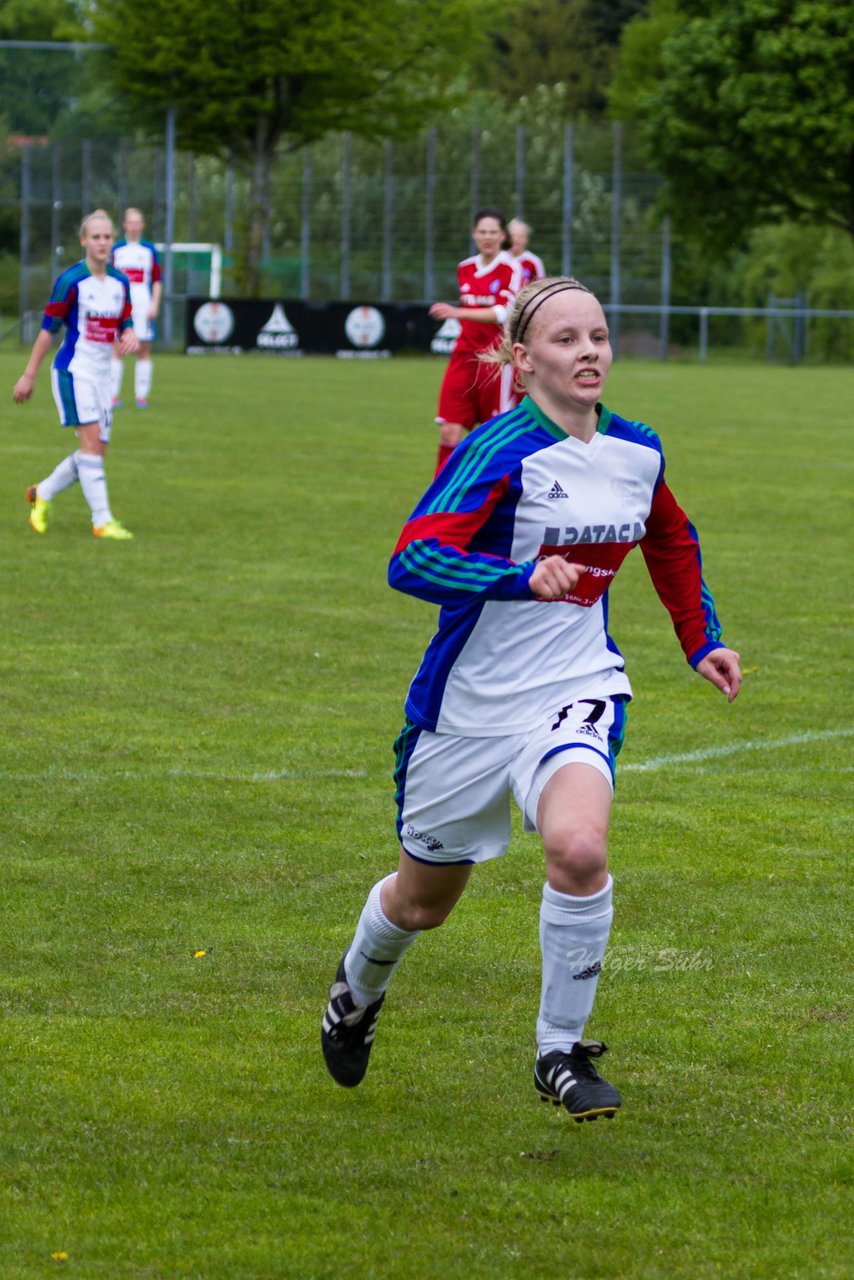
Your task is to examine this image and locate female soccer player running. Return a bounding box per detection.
[13,210,139,539]
[429,207,522,476]
[322,276,742,1121]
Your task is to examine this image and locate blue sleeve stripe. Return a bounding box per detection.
[400,542,521,591]
[422,542,518,584]
[427,408,534,515]
[398,553,484,594]
[50,263,88,302]
[700,583,723,640]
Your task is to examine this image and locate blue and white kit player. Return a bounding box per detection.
[321,276,742,1121]
[111,208,161,408]
[13,210,139,539]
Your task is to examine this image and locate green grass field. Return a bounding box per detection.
[0,351,851,1279]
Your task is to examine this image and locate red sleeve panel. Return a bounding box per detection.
[640,479,724,667]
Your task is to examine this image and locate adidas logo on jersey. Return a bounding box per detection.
[258,304,298,349]
[547,480,568,499]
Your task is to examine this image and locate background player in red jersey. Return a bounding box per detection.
[509,218,546,285]
[429,208,522,475]
[321,275,741,1122]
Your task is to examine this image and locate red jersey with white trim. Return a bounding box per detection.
[514,250,546,285]
[42,261,133,381]
[388,396,724,736]
[454,251,523,354]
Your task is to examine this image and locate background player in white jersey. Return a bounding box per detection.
[110,208,161,409]
[509,217,546,285]
[322,275,742,1120]
[13,211,139,539]
[429,208,522,475]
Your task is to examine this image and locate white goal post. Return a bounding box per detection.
[154,242,223,299]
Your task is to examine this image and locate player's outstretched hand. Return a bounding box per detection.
[118,330,140,357]
[429,302,457,321]
[696,647,742,702]
[530,556,589,601]
[13,373,34,403]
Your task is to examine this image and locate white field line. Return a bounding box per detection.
[0,767,367,783]
[1,730,850,784]
[622,728,854,773]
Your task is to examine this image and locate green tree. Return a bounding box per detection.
[484,0,648,117]
[633,0,854,247]
[0,0,83,135]
[607,0,680,122]
[88,0,505,294]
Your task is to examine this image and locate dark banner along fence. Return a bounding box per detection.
[186,297,456,357]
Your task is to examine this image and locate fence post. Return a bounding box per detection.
[340,132,352,300]
[424,128,436,301]
[381,139,393,302]
[162,101,176,348]
[187,154,196,243]
[118,140,128,216]
[152,145,163,240]
[561,124,574,276]
[470,127,481,227]
[19,143,31,339]
[81,138,91,215]
[765,293,775,361]
[794,290,807,363]
[225,162,234,255]
[300,148,312,301]
[699,307,709,361]
[51,141,62,279]
[610,122,622,356]
[659,215,671,361]
[515,124,526,218]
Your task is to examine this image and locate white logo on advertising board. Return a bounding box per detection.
[431,317,461,355]
[193,301,235,343]
[344,305,385,348]
[257,303,299,349]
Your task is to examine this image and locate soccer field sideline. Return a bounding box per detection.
[0,352,851,1279]
[2,725,852,785]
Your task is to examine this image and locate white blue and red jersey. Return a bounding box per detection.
[111,238,161,292]
[514,250,546,285]
[42,262,133,382]
[389,396,724,736]
[112,238,160,342]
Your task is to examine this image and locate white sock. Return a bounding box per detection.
[537,876,614,1054]
[135,358,152,403]
[344,874,420,1006]
[110,357,124,402]
[38,452,80,501]
[77,452,112,527]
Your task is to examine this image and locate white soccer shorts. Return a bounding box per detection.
[51,368,113,443]
[131,288,155,342]
[394,694,628,865]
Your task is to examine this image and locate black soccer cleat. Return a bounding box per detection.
[321,954,385,1088]
[534,1040,621,1122]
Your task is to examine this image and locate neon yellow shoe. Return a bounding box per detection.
[26,485,51,534]
[93,519,134,540]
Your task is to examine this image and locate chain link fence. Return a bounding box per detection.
[2,109,852,359]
